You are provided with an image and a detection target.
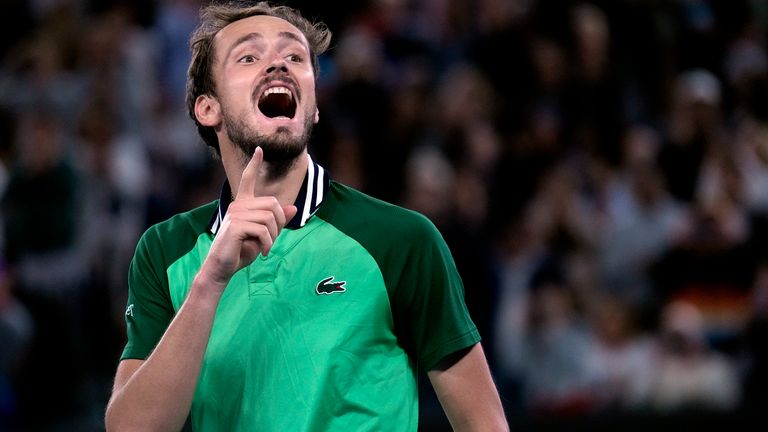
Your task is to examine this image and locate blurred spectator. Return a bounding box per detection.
[74,94,150,394]
[0,108,16,251]
[0,1,34,62]
[0,7,86,130]
[320,24,396,201]
[403,145,455,226]
[2,107,85,294]
[596,123,688,306]
[672,0,723,73]
[586,294,654,412]
[562,2,624,165]
[466,0,535,135]
[513,256,599,416]
[651,69,755,316]
[728,72,768,217]
[1,107,90,430]
[0,258,33,431]
[635,299,741,413]
[76,2,162,155]
[150,0,210,175]
[740,260,768,413]
[659,68,724,204]
[154,0,200,111]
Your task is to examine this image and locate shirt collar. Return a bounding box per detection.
[209,154,329,234]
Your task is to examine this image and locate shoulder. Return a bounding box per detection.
[142,201,217,242]
[318,181,441,243]
[135,201,218,264]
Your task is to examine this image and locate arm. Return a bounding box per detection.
[105,148,296,431]
[428,343,509,432]
[105,279,221,432]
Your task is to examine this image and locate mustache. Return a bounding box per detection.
[252,75,301,103]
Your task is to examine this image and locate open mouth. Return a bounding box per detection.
[258,86,297,119]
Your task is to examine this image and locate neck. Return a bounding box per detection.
[224,148,309,207]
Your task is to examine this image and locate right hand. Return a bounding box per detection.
[199,147,297,292]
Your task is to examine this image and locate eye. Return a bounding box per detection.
[286,54,303,63]
[238,54,258,63]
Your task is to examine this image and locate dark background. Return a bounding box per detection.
[1,0,767,430]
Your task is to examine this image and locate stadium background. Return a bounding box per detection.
[0,0,766,430]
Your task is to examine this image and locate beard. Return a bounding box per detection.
[223,108,314,181]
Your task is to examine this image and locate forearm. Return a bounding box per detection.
[105,275,223,432]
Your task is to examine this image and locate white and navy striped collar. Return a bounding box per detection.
[209,154,329,234]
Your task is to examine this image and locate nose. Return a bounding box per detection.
[266,55,288,74]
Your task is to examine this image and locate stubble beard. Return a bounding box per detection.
[224,109,314,182]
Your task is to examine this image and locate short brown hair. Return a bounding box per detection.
[186,1,332,153]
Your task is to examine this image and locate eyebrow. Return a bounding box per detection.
[277,31,306,46]
[225,31,308,59]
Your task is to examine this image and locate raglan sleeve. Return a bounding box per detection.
[391,213,481,371]
[120,225,176,360]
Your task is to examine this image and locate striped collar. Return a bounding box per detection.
[209,154,329,234]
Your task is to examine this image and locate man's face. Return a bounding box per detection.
[210,15,318,166]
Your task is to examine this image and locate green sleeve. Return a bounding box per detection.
[318,183,480,371]
[121,225,175,360]
[390,213,480,370]
[120,202,217,360]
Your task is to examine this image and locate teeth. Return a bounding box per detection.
[261,86,293,100]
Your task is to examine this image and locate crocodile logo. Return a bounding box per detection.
[316,276,346,295]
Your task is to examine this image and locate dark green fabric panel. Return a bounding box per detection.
[316,182,479,370]
[121,201,218,360]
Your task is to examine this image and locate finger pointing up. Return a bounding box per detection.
[237,147,263,199]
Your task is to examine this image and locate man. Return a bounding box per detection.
[105,2,508,431]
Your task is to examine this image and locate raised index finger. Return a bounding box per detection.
[236,147,263,199]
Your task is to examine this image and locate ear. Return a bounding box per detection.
[195,94,221,127]
[313,107,319,124]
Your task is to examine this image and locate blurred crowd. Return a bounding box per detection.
[1,0,767,430]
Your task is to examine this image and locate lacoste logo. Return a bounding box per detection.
[316,276,346,295]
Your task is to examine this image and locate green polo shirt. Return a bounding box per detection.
[121,156,480,431]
